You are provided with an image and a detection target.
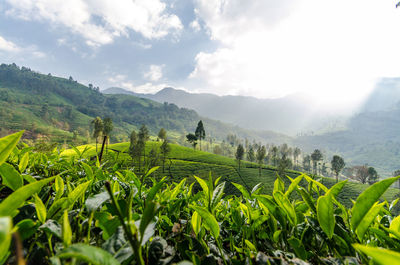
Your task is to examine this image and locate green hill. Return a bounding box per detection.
[0,63,289,145]
[62,141,400,208]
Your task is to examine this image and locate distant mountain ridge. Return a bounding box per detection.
[103,87,339,135]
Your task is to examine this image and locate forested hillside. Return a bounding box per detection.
[0,64,288,145]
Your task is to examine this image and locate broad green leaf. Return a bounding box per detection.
[34,194,47,223]
[18,152,29,173]
[68,180,92,208]
[303,174,328,192]
[62,210,72,247]
[298,187,316,214]
[245,240,257,252]
[14,219,37,241]
[353,244,400,265]
[356,202,384,241]
[144,166,159,179]
[274,178,285,193]
[317,193,335,239]
[251,183,263,195]
[351,176,400,230]
[0,217,12,264]
[0,176,55,216]
[170,178,186,200]
[0,163,23,191]
[139,200,159,244]
[273,230,281,243]
[191,206,219,239]
[85,191,110,212]
[55,175,64,200]
[194,176,209,198]
[288,236,308,260]
[81,162,93,180]
[56,243,120,265]
[211,182,225,210]
[285,175,303,197]
[39,219,62,239]
[232,182,250,199]
[273,191,297,225]
[146,177,166,202]
[327,180,348,198]
[389,215,400,238]
[0,131,24,166]
[191,211,201,236]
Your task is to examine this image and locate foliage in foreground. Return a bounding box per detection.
[1,132,400,264]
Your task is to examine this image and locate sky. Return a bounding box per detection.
[1,0,400,111]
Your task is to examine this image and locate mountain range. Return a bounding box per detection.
[103,87,345,135]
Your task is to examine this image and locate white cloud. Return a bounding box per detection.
[190,0,400,110]
[189,20,201,32]
[0,35,20,52]
[5,0,183,47]
[144,64,164,82]
[0,35,46,59]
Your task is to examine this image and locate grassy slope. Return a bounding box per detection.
[62,141,400,207]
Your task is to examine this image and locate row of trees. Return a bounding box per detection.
[129,125,171,173]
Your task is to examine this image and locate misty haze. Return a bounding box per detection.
[1,0,400,264]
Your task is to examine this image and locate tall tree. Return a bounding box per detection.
[256,145,266,177]
[160,139,171,173]
[235,144,245,170]
[158,128,167,141]
[195,120,206,151]
[367,167,378,185]
[277,154,292,179]
[353,165,369,184]
[129,130,140,168]
[186,133,198,149]
[311,149,323,175]
[303,154,311,173]
[91,117,103,152]
[270,146,279,166]
[293,147,301,167]
[138,125,149,171]
[102,117,113,153]
[247,145,255,162]
[331,155,345,183]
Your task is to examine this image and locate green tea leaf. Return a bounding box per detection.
[0,176,55,216]
[390,215,400,238]
[317,193,335,239]
[191,206,219,239]
[81,162,93,180]
[18,152,29,173]
[139,200,159,244]
[273,191,297,225]
[0,163,23,191]
[62,210,72,247]
[211,182,225,210]
[194,176,209,198]
[170,178,186,200]
[285,175,303,197]
[232,182,250,200]
[288,236,308,260]
[351,177,400,230]
[0,217,12,264]
[56,243,120,265]
[353,244,400,265]
[85,191,110,212]
[34,194,47,224]
[356,202,384,241]
[327,180,347,198]
[191,211,201,236]
[0,131,24,166]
